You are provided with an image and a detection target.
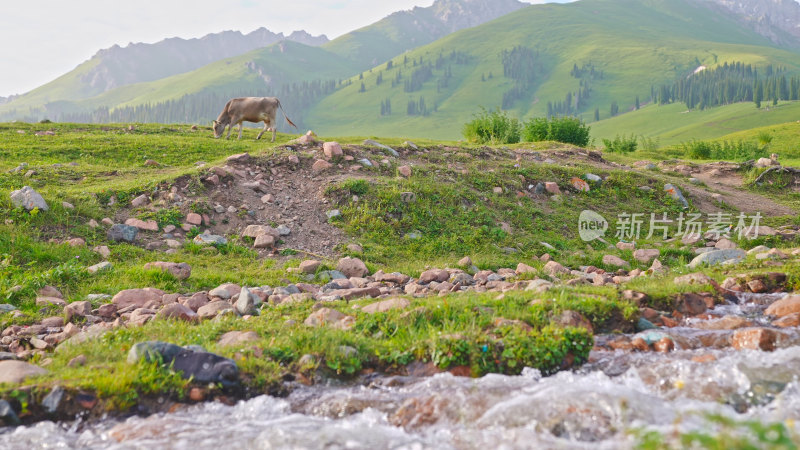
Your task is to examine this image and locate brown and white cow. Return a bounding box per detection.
[212,97,297,141]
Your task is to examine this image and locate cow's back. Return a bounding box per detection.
[229,97,279,122]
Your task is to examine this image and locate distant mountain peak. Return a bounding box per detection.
[428,0,529,30]
[699,0,800,48]
[83,28,329,93]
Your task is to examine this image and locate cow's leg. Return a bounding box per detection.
[225,124,232,139]
[271,126,277,143]
[237,123,243,140]
[256,121,268,140]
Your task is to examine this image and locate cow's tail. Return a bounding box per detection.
[277,99,298,129]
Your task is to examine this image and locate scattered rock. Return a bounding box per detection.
[0,399,20,425]
[633,249,660,264]
[217,331,259,347]
[515,263,536,275]
[131,194,149,207]
[543,261,570,277]
[553,310,593,334]
[235,287,259,316]
[67,354,87,367]
[312,159,333,174]
[197,301,234,319]
[65,301,92,322]
[714,238,737,250]
[675,293,708,316]
[362,298,411,314]
[254,234,275,249]
[731,328,777,352]
[127,341,239,386]
[9,186,49,211]
[111,288,165,309]
[193,234,227,246]
[663,184,689,209]
[242,225,279,239]
[418,269,450,284]
[299,260,321,274]
[156,303,199,322]
[363,139,399,156]
[323,142,343,158]
[142,262,192,280]
[398,165,412,177]
[0,360,48,384]
[124,218,159,232]
[765,295,800,318]
[602,255,629,268]
[304,308,355,330]
[183,213,201,226]
[687,249,745,268]
[337,257,369,278]
[38,286,62,298]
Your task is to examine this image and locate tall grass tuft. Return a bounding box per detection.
[462,108,521,145]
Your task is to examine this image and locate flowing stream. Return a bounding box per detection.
[3,292,800,449]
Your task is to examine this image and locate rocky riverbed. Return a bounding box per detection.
[3,287,800,448]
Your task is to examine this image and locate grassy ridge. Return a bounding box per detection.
[591,100,800,148]
[307,0,800,139]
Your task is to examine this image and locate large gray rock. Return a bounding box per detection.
[10,186,48,211]
[235,287,259,316]
[0,360,48,384]
[688,249,746,268]
[108,224,138,243]
[128,341,238,386]
[127,341,185,364]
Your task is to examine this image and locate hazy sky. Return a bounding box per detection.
[0,0,573,97]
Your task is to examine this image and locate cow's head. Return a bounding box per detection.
[212,120,225,138]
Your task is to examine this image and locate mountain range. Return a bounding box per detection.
[2,0,800,143]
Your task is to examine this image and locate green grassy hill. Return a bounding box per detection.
[307,0,800,139]
[590,101,800,147]
[0,42,359,122]
[3,0,800,142]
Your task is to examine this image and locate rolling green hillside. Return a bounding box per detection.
[307,0,800,140]
[0,0,524,122]
[590,100,800,147]
[0,42,359,124]
[3,0,800,143]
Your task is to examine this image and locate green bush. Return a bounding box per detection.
[462,108,521,144]
[521,116,591,146]
[680,140,767,161]
[602,134,638,153]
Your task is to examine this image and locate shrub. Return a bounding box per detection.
[680,140,767,161]
[639,135,660,152]
[602,134,638,153]
[462,108,521,144]
[681,140,713,159]
[522,116,591,146]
